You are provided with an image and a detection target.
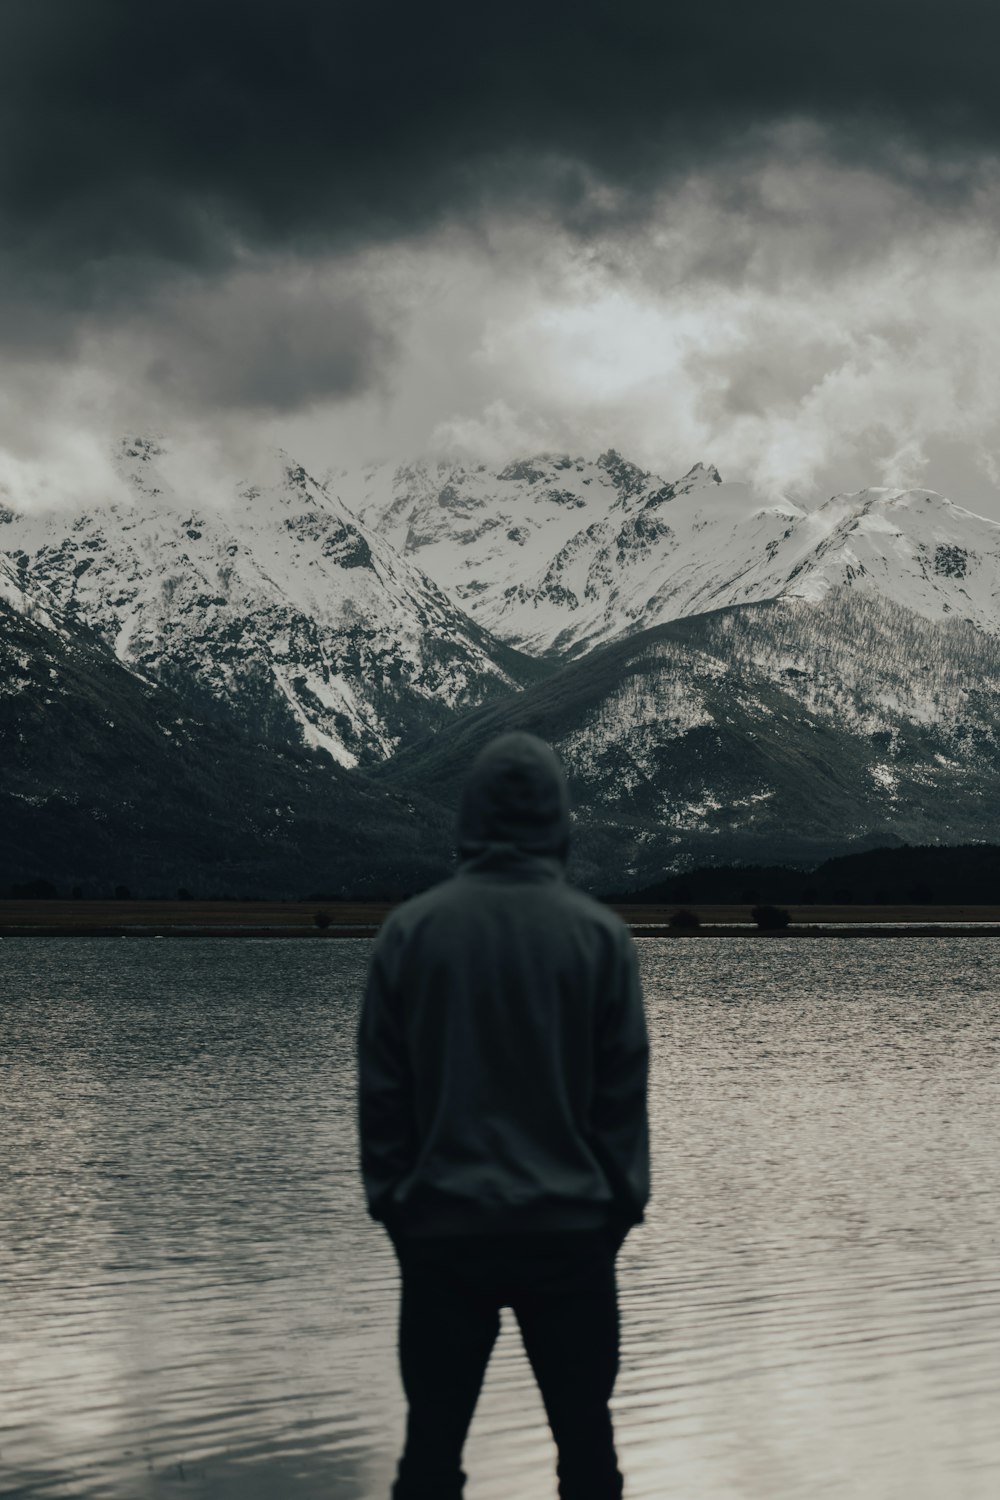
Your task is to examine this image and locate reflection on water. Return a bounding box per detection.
[0,938,998,1499]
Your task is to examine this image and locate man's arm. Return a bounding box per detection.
[589,928,650,1238]
[357,924,417,1235]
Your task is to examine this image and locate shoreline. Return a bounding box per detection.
[3,900,1000,939]
[3,928,999,939]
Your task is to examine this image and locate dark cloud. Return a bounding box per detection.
[3,0,1000,291]
[136,270,395,412]
[3,0,1000,444]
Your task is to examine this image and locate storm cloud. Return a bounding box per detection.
[4,0,1000,290]
[4,1,1000,511]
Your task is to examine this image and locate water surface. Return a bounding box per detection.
[1,938,997,1499]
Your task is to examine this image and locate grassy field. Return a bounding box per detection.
[2,899,1000,937]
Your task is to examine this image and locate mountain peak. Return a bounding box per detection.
[353,453,1000,655]
[0,442,527,768]
[814,484,1000,537]
[595,449,652,499]
[680,462,722,485]
[111,434,174,508]
[238,450,331,510]
[117,435,165,465]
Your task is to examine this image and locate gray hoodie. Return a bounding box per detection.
[357,732,650,1238]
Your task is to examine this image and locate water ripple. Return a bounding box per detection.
[0,937,998,1498]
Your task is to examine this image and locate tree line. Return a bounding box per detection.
[616,843,1000,905]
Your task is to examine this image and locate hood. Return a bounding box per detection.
[457,732,571,862]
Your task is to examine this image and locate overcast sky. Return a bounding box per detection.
[5,0,1000,516]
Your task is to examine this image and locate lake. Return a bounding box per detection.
[1,938,998,1500]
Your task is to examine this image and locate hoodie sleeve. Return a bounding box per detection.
[357,922,417,1229]
[588,927,650,1226]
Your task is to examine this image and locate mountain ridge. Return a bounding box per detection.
[372,588,1000,884]
[0,438,549,768]
[4,440,1000,892]
[344,453,1000,656]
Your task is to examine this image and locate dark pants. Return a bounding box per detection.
[390,1227,624,1500]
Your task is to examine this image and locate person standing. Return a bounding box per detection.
[358,731,650,1500]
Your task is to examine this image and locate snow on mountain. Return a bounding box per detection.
[377,587,1000,886]
[0,556,454,896]
[343,453,1000,656]
[0,549,64,637]
[0,439,534,767]
[771,486,1000,620]
[7,431,1000,891]
[0,549,25,611]
[341,450,733,653]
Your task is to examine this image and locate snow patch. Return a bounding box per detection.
[870,763,899,793]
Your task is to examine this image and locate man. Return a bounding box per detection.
[357,731,650,1500]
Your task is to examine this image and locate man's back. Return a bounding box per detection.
[358,732,649,1240]
[357,731,649,1500]
[361,844,648,1237]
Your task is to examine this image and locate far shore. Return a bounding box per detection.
[2,899,1000,938]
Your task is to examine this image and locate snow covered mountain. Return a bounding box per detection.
[0,550,453,895]
[377,588,1000,885]
[0,439,541,767]
[347,453,1000,656]
[6,437,1000,892]
[344,450,726,653]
